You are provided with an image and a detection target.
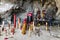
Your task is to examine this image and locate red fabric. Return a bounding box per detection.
[27,12,32,16]
[14,14,16,28]
[11,28,15,35]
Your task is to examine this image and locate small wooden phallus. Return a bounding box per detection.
[22,21,27,35]
[46,22,48,31]
[18,18,21,29]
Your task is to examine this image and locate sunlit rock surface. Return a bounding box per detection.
[55,0,60,19]
[0,2,14,14]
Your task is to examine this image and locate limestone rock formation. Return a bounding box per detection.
[55,0,60,19]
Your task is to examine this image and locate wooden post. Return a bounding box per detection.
[27,25,31,40]
[22,21,26,35]
[18,18,20,29]
[8,21,11,29]
[28,22,33,37]
[33,21,34,31]
[29,27,31,37]
[46,22,48,31]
